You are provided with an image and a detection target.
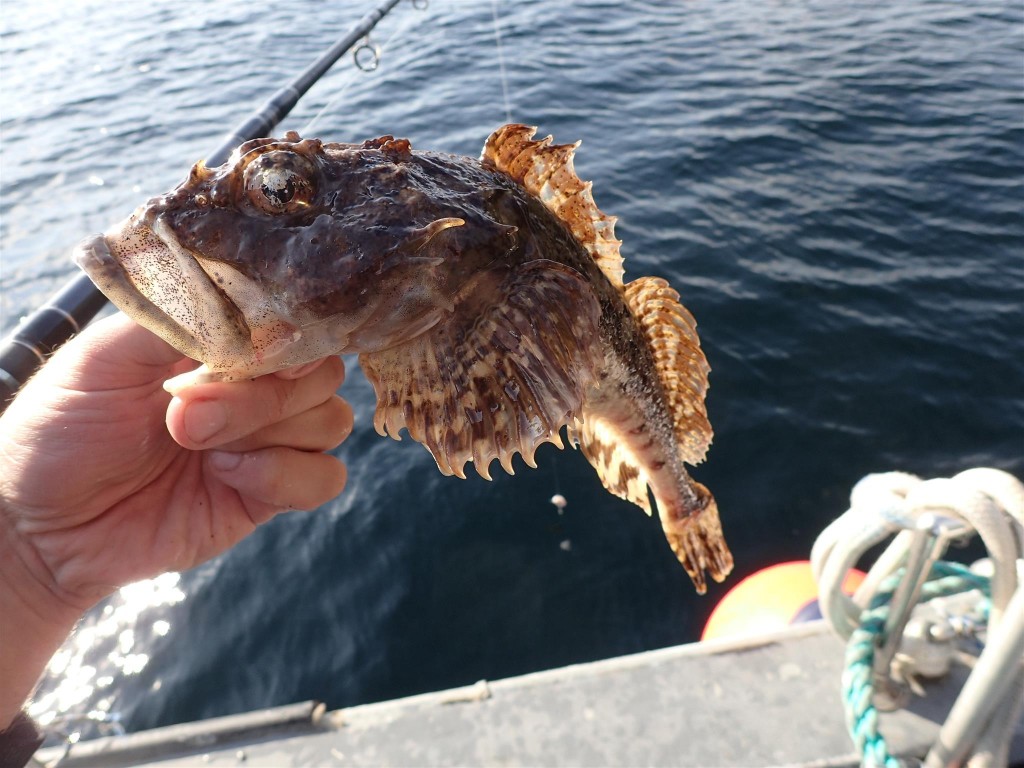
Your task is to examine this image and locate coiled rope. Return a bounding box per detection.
[812,468,1024,767]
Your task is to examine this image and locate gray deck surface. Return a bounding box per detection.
[37,621,1022,767]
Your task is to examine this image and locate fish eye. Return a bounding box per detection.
[242,151,316,214]
[260,169,298,206]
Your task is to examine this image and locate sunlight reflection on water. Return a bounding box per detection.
[29,573,185,726]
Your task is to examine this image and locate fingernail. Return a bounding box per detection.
[184,400,228,444]
[208,451,243,471]
[275,360,321,380]
[163,366,219,394]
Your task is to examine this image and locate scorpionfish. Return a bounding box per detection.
[74,125,734,592]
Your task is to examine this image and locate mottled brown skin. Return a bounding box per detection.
[158,135,667,422]
[158,135,623,349]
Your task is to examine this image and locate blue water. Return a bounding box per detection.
[2,0,1022,736]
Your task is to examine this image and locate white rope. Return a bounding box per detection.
[903,476,1019,626]
[810,472,919,637]
[925,585,1024,767]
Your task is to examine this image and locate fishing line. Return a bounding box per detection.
[301,3,424,136]
[491,0,514,123]
[300,73,359,136]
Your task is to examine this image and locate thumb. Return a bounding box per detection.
[49,313,193,391]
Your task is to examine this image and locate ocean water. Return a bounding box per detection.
[2,0,1022,736]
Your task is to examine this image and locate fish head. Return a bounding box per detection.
[74,132,492,379]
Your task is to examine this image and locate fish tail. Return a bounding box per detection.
[658,481,732,594]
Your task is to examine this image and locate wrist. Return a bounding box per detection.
[0,710,45,766]
[0,508,82,729]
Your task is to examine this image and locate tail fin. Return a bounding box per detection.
[575,414,732,592]
[658,482,732,594]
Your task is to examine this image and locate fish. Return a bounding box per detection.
[73,124,733,592]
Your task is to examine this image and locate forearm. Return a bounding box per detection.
[0,518,82,730]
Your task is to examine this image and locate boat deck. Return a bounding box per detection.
[35,620,1023,767]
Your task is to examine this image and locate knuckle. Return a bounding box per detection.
[328,356,347,387]
[313,357,346,397]
[266,377,297,420]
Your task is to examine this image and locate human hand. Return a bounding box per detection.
[0,313,351,725]
[0,312,352,609]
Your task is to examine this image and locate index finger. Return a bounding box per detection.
[166,357,346,450]
[273,359,330,380]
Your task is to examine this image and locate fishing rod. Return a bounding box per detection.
[0,0,408,412]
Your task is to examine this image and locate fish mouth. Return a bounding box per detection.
[73,216,252,367]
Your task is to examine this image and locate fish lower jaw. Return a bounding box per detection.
[73,232,116,273]
[73,230,219,365]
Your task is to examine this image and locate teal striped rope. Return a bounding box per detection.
[841,561,991,768]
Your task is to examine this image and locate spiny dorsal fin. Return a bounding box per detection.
[481,124,625,287]
[624,276,712,465]
[359,260,604,480]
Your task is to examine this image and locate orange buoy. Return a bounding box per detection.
[701,560,865,641]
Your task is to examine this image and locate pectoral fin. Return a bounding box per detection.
[359,260,603,480]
